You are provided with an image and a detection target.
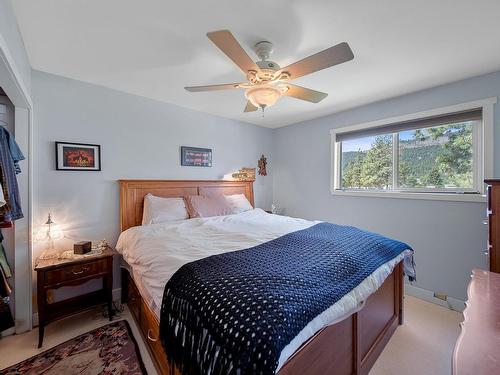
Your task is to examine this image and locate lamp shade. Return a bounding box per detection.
[245,86,282,109]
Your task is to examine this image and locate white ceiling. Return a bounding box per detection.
[11,0,500,128]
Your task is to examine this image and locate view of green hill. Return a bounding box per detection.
[342,143,441,187]
[340,123,473,190]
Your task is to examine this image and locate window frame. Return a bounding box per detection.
[330,98,496,202]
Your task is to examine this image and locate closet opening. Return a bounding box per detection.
[0,88,16,336]
[0,42,33,335]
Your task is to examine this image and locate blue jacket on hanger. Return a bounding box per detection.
[0,126,24,222]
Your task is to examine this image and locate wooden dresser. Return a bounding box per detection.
[453,269,500,374]
[485,179,500,273]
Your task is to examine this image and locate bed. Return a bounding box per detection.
[118,179,407,375]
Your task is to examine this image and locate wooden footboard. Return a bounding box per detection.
[278,261,403,375]
[122,261,403,375]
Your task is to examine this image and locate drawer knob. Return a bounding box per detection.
[71,267,89,275]
[147,329,158,342]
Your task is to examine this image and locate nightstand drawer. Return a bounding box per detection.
[45,259,108,286]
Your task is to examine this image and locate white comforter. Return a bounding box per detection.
[116,208,405,372]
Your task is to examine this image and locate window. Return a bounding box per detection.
[397,123,474,190]
[331,99,496,201]
[341,133,394,190]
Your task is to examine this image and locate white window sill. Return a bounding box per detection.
[331,189,487,202]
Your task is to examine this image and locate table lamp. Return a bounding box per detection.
[37,213,63,260]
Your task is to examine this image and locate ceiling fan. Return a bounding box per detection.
[185,30,354,114]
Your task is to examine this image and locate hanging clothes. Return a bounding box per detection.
[0,298,14,332]
[0,265,14,332]
[0,182,5,207]
[5,127,25,175]
[0,228,14,333]
[0,265,11,297]
[0,126,24,222]
[0,125,17,333]
[0,230,12,278]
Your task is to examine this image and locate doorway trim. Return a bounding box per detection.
[0,32,33,333]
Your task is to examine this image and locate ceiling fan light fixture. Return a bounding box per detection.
[245,85,282,109]
[186,30,354,113]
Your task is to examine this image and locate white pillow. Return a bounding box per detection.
[142,194,189,225]
[224,194,253,214]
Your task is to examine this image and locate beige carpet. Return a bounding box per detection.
[369,295,463,375]
[0,296,462,375]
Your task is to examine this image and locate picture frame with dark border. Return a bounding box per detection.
[55,141,101,171]
[180,146,212,167]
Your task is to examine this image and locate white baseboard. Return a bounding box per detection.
[32,288,123,328]
[405,284,465,312]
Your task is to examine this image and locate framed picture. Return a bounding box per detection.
[180,146,212,167]
[55,142,101,171]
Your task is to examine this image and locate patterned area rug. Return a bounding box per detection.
[2,320,147,374]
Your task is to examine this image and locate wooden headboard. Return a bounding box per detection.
[119,179,255,231]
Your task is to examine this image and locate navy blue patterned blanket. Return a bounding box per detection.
[160,222,413,375]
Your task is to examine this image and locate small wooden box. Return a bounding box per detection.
[74,241,92,255]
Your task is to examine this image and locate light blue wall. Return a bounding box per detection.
[273,70,500,301]
[32,70,274,256]
[0,0,31,94]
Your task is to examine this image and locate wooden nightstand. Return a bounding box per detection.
[34,246,117,348]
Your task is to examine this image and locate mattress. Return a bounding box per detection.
[121,260,160,317]
[116,208,407,372]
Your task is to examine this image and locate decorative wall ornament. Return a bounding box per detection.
[271,203,283,215]
[258,154,267,176]
[232,167,256,181]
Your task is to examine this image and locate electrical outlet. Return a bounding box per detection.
[433,292,447,301]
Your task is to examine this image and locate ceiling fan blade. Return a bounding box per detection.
[280,42,354,80]
[244,101,258,112]
[185,83,245,92]
[284,84,328,103]
[207,30,261,75]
